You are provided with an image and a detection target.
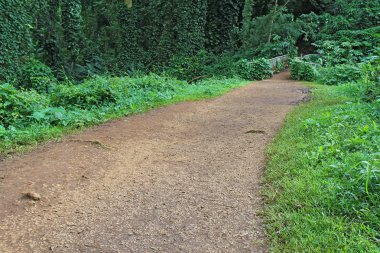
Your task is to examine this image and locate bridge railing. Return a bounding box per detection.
[268,55,289,72]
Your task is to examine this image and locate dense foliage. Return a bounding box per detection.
[281,6,380,250]
[0,0,33,81]
[1,0,380,251]
[265,82,380,252]
[0,75,246,153]
[290,59,316,82]
[234,58,273,80]
[1,0,378,85]
[164,51,273,81]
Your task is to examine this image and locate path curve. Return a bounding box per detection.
[0,72,307,253]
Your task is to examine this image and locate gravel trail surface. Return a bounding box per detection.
[0,72,307,253]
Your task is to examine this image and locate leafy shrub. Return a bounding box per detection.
[166,52,277,82]
[274,60,286,73]
[31,107,102,127]
[363,58,380,102]
[19,58,57,92]
[312,27,380,65]
[234,58,273,80]
[317,64,363,85]
[164,51,240,81]
[0,74,187,131]
[200,53,239,79]
[165,51,210,81]
[290,59,316,81]
[251,38,298,59]
[49,76,129,109]
[242,8,300,57]
[302,54,321,64]
[0,74,246,153]
[31,107,68,126]
[126,74,185,92]
[316,40,368,65]
[297,13,380,65]
[0,84,49,127]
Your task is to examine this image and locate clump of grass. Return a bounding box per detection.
[264,82,380,252]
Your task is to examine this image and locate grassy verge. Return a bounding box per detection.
[264,82,380,252]
[0,76,248,156]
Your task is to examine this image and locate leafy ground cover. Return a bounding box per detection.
[264,82,380,252]
[0,75,247,156]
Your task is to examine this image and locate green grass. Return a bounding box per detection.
[264,82,380,252]
[0,76,248,156]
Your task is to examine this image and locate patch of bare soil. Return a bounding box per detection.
[0,72,307,253]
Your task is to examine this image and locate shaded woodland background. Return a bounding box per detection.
[1,0,379,83]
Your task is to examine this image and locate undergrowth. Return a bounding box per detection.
[265,82,380,252]
[0,76,247,156]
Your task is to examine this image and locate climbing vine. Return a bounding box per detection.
[242,0,254,49]
[61,0,83,65]
[0,0,33,82]
[205,0,245,53]
[2,0,378,84]
[174,0,208,56]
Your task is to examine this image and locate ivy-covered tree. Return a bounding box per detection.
[61,0,83,65]
[242,0,254,48]
[0,0,33,82]
[2,0,378,84]
[31,0,62,69]
[205,0,245,53]
[174,0,208,55]
[117,1,144,70]
[117,0,208,67]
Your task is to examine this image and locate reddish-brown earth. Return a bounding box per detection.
[0,72,307,253]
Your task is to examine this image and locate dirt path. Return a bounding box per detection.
[0,72,307,253]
